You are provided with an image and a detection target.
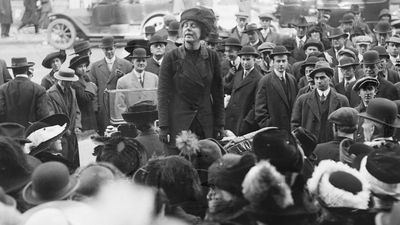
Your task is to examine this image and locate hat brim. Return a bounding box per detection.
[362,60,380,65]
[237,52,260,57]
[309,67,334,79]
[22,176,80,205]
[373,28,392,34]
[303,43,323,51]
[221,43,242,47]
[54,73,79,82]
[270,51,291,58]
[338,62,359,68]
[7,62,35,69]
[122,111,158,123]
[149,41,168,46]
[42,54,66,69]
[328,33,349,39]
[69,44,97,56]
[69,57,90,70]
[242,28,262,33]
[359,112,400,128]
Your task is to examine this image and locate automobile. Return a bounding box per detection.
[46,0,201,50]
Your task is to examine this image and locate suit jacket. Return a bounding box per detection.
[258,28,279,43]
[225,68,262,135]
[0,59,12,85]
[292,60,303,82]
[0,76,50,127]
[326,48,339,67]
[296,85,313,99]
[385,69,400,84]
[255,71,298,131]
[376,76,398,100]
[335,80,359,107]
[230,26,249,46]
[158,45,224,145]
[332,67,363,85]
[116,71,158,117]
[89,57,132,131]
[165,39,177,53]
[291,89,350,142]
[146,57,161,76]
[313,136,347,164]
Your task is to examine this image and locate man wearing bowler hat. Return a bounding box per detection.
[373,21,392,47]
[326,27,349,67]
[41,50,67,90]
[242,23,263,49]
[144,25,155,40]
[0,58,50,128]
[47,68,81,169]
[334,56,360,107]
[255,46,298,132]
[116,48,158,117]
[225,46,262,135]
[230,12,250,46]
[146,35,167,76]
[89,36,132,135]
[165,20,179,53]
[221,37,243,86]
[292,61,349,143]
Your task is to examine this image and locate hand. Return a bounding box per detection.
[74,128,82,134]
[214,126,225,140]
[228,67,236,75]
[159,127,170,144]
[115,69,124,78]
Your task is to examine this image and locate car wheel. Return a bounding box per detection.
[47,18,77,50]
[142,14,165,33]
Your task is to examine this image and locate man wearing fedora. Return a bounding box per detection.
[297,54,321,96]
[146,35,167,76]
[334,56,360,107]
[230,12,249,46]
[291,16,309,62]
[225,46,262,135]
[116,48,158,117]
[69,55,98,131]
[40,50,66,90]
[89,36,132,135]
[242,23,263,49]
[221,37,242,88]
[258,12,278,43]
[165,20,179,53]
[144,25,155,40]
[0,57,50,128]
[373,21,392,47]
[70,40,93,57]
[255,46,298,132]
[47,68,82,170]
[326,27,349,67]
[292,61,349,143]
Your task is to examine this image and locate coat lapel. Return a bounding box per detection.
[49,86,68,113]
[306,90,321,120]
[270,72,289,108]
[328,90,340,115]
[233,69,255,91]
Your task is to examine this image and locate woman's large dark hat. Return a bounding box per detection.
[22,162,80,205]
[180,7,217,39]
[0,136,41,194]
[122,100,158,123]
[25,114,70,156]
[69,55,90,70]
[125,38,149,53]
[148,35,167,46]
[42,50,66,69]
[359,98,400,128]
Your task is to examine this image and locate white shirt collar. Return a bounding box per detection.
[250,39,260,46]
[317,87,331,97]
[274,69,286,79]
[105,56,116,64]
[232,56,241,69]
[153,56,163,65]
[237,25,245,33]
[133,69,144,79]
[296,36,307,46]
[344,77,356,85]
[15,74,29,78]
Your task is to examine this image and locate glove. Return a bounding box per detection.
[159,127,170,144]
[214,126,225,140]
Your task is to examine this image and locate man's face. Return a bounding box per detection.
[340,66,355,81]
[342,22,353,33]
[207,187,234,213]
[387,42,400,56]
[376,33,390,46]
[260,18,271,29]
[272,55,288,73]
[363,63,380,78]
[331,36,345,50]
[241,55,255,70]
[79,49,92,57]
[310,32,321,41]
[305,46,319,55]
[381,16,391,23]
[305,65,315,83]
[225,46,239,61]
[133,58,147,72]
[359,85,377,106]
[150,43,166,57]
[247,31,259,43]
[314,72,330,91]
[379,58,388,70]
[236,17,247,28]
[76,63,87,76]
[356,43,370,55]
[103,46,115,59]
[296,26,307,38]
[207,42,216,50]
[51,58,62,72]
[182,20,201,43]
[261,51,271,63]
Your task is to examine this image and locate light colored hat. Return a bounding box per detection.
[54,68,79,82]
[355,35,373,44]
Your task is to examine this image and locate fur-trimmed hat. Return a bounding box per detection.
[180,7,217,40]
[208,153,256,197]
[308,160,370,210]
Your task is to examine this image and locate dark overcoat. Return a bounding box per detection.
[291,89,349,141]
[158,45,224,146]
[89,57,132,132]
[335,80,359,107]
[47,84,81,169]
[225,68,262,136]
[0,76,50,127]
[0,59,12,85]
[41,71,56,90]
[255,71,298,132]
[230,26,249,46]
[347,76,399,101]
[326,48,339,67]
[146,57,161,76]
[21,0,39,25]
[0,0,12,24]
[71,78,97,131]
[313,136,347,164]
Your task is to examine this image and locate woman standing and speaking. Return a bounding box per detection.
[158,7,225,153]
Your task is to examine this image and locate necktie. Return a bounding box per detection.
[299,39,304,48]
[139,75,144,87]
[243,70,249,79]
[345,82,349,90]
[320,94,326,103]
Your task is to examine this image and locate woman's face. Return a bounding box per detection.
[207,186,234,213]
[182,20,201,43]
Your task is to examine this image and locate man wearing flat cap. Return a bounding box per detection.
[354,35,372,61]
[258,12,279,43]
[292,61,349,143]
[256,46,298,132]
[89,36,133,135]
[257,42,275,75]
[230,12,250,46]
[313,107,359,164]
[0,58,50,127]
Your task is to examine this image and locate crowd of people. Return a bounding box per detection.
[3,3,400,225]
